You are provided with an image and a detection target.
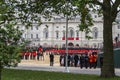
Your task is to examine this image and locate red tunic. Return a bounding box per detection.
[32,51,37,57]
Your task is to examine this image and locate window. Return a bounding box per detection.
[92,27,98,39]
[76,30,79,37]
[25,34,26,38]
[31,34,33,39]
[36,34,38,39]
[43,28,48,39]
[118,25,120,29]
[56,31,59,39]
[69,29,74,37]
[94,15,97,18]
[45,32,48,39]
[31,26,33,30]
[36,26,38,30]
[118,34,119,37]
[93,43,97,48]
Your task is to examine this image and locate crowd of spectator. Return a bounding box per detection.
[59,52,98,69]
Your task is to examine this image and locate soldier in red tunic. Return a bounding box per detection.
[89,53,93,68]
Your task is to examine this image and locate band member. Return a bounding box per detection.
[93,53,97,68]
[89,53,93,68]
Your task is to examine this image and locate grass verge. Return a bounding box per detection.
[2,68,120,80]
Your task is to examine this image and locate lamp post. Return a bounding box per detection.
[65,0,69,72]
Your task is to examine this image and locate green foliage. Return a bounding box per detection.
[13,0,79,27]
[0,0,24,68]
[0,23,23,67]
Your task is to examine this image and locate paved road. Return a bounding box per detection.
[10,63,120,76]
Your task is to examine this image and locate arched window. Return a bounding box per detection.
[69,28,74,37]
[36,26,39,30]
[43,28,48,39]
[92,27,98,39]
[36,34,38,39]
[76,30,79,37]
[31,26,33,30]
[31,34,33,39]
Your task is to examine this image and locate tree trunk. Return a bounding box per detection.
[0,62,2,80]
[101,1,115,77]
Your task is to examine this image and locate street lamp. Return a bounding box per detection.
[65,0,69,72]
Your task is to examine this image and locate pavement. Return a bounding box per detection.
[9,60,120,76]
[8,54,120,76]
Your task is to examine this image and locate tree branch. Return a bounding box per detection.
[110,0,114,5]
[112,0,120,10]
[111,0,120,22]
[93,0,103,6]
[0,21,5,25]
[88,0,104,9]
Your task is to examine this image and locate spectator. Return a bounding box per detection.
[80,54,85,69]
[93,53,98,69]
[49,53,54,66]
[100,56,103,68]
[74,54,79,67]
[37,50,40,61]
[84,54,89,69]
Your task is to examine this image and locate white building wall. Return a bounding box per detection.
[20,14,119,48]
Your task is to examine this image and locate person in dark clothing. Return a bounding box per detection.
[100,56,103,68]
[74,54,79,67]
[59,55,63,66]
[59,54,65,66]
[80,54,85,69]
[49,53,54,66]
[68,54,71,67]
[84,54,89,69]
[37,51,40,61]
[64,54,66,67]
[70,55,74,67]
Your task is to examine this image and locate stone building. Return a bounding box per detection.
[20,12,120,48]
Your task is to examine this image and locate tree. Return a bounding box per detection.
[67,0,120,77]
[100,0,120,77]
[0,1,24,80]
[0,24,23,80]
[81,0,120,77]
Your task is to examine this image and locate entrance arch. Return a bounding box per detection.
[75,44,80,47]
[68,42,74,47]
[43,43,48,47]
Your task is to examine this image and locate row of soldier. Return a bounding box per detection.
[20,47,44,61]
[59,52,97,69]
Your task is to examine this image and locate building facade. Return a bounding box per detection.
[20,13,120,48]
